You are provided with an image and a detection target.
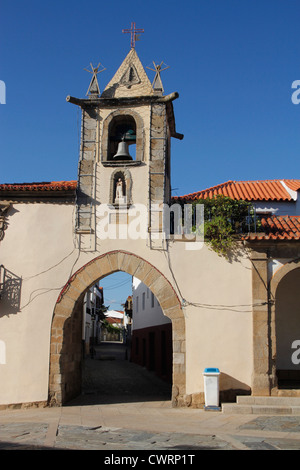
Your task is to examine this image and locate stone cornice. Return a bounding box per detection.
[66,92,184,140]
[66,91,179,108]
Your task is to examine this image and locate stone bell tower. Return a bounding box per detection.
[67,46,183,251]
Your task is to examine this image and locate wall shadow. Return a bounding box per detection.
[219,372,251,403]
[0,265,22,316]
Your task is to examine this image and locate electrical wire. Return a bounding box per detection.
[20,203,80,309]
[163,239,272,312]
[22,248,76,281]
[101,277,132,290]
[20,206,300,312]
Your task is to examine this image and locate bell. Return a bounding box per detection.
[113,140,133,161]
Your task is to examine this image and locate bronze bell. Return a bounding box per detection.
[113,139,133,161]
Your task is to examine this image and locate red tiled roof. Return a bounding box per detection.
[244,215,300,241]
[284,180,300,192]
[172,180,300,202]
[1,178,299,200]
[1,179,299,241]
[0,181,77,192]
[106,317,122,324]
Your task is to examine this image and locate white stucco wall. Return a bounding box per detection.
[0,203,78,404]
[0,200,255,405]
[132,277,171,330]
[254,200,299,216]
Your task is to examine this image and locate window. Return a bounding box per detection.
[151,292,154,308]
[142,292,145,310]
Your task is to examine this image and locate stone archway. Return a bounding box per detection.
[101,109,145,163]
[48,250,185,406]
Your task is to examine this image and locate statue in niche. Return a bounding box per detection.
[116,178,123,198]
[114,177,126,204]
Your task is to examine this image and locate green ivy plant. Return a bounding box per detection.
[102,319,121,334]
[191,195,260,257]
[203,215,235,256]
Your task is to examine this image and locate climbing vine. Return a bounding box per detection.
[192,195,260,257]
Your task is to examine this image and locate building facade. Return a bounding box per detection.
[0,48,300,409]
[82,284,104,354]
[130,277,172,383]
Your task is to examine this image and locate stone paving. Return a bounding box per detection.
[1,342,300,452]
[54,425,233,451]
[1,413,300,451]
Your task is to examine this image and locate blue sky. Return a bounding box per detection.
[100,272,132,312]
[1,0,300,308]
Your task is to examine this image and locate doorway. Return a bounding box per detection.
[275,267,300,389]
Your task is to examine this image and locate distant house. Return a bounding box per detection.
[83,284,104,355]
[105,315,122,326]
[101,309,131,342]
[130,277,172,384]
[173,178,300,217]
[173,179,300,241]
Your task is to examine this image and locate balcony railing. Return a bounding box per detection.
[0,265,22,313]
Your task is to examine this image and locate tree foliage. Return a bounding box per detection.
[102,319,121,333]
[97,303,109,321]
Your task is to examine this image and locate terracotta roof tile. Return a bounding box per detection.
[0,181,77,192]
[0,178,299,241]
[106,317,122,324]
[173,179,300,202]
[244,215,300,241]
[284,180,300,192]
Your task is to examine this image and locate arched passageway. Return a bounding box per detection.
[48,251,185,406]
[268,260,300,392]
[274,267,300,388]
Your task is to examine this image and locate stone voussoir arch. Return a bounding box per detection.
[270,258,300,298]
[49,250,186,406]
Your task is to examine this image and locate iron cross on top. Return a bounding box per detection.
[122,22,144,49]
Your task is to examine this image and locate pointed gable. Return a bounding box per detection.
[101,48,154,98]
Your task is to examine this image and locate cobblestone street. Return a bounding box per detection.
[1,342,300,452]
[77,341,172,405]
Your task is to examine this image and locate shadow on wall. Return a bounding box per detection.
[219,372,251,402]
[0,265,22,316]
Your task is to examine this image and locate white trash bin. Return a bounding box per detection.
[203,368,221,411]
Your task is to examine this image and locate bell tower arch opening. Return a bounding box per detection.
[108,114,137,161]
[101,109,144,164]
[48,251,185,407]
